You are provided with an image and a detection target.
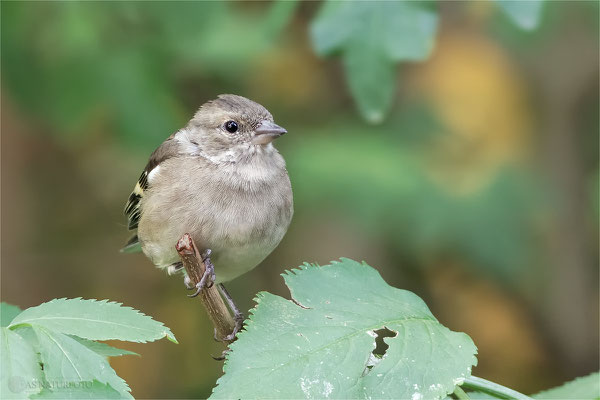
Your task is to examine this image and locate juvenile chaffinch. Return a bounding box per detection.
[123,94,293,336]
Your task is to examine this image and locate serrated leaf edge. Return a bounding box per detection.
[9,298,178,344]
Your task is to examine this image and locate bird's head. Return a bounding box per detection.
[187,95,287,161]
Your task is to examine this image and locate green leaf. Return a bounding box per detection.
[32,326,131,399]
[532,372,600,400]
[8,326,39,353]
[69,337,139,358]
[30,380,122,399]
[1,328,44,399]
[1,303,23,327]
[9,298,177,344]
[495,0,545,30]
[310,1,438,122]
[211,259,477,399]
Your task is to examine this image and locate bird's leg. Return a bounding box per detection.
[187,249,216,298]
[214,283,245,342]
[202,249,217,284]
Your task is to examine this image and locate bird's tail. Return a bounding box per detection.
[120,234,142,253]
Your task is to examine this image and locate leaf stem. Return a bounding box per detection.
[453,385,471,400]
[463,376,533,400]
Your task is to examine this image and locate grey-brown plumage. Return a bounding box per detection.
[123,94,293,283]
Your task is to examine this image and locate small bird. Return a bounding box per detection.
[122,94,293,337]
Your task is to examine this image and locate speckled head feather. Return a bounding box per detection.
[206,94,272,120]
[190,94,273,131]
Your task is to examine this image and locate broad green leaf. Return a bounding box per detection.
[9,298,177,344]
[1,303,22,327]
[310,1,438,122]
[32,326,131,399]
[495,0,545,30]
[30,380,122,399]
[69,337,139,358]
[211,259,477,399]
[532,371,600,400]
[0,328,43,399]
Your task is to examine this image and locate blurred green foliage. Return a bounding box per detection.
[1,0,547,133]
[309,0,544,122]
[286,121,540,281]
[1,1,297,149]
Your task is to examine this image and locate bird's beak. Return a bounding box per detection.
[252,120,287,145]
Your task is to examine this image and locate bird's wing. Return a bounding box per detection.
[122,135,181,252]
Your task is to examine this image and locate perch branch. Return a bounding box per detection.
[176,233,236,345]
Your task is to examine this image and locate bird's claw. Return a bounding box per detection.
[213,311,244,342]
[225,312,245,342]
[187,250,216,298]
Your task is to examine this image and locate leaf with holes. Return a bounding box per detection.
[210,259,477,400]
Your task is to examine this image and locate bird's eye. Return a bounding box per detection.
[224,120,238,133]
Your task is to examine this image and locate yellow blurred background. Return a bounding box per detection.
[1,1,598,398]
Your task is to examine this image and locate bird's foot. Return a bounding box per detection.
[212,283,245,342]
[187,249,216,298]
[222,311,245,342]
[212,319,243,343]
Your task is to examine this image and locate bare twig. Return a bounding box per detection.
[176,233,236,345]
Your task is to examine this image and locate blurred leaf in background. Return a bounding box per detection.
[310,1,438,122]
[495,0,545,31]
